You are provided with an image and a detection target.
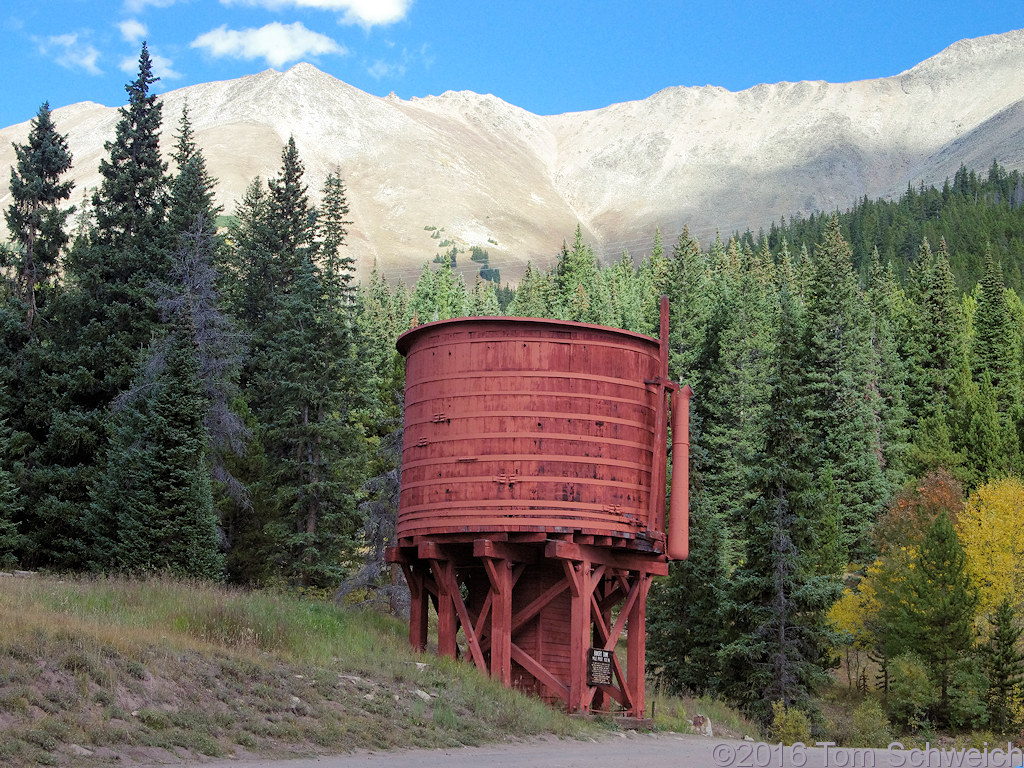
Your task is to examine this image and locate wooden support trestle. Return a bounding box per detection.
[386,536,665,719]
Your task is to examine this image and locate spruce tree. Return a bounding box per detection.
[317,170,355,313]
[973,248,1021,416]
[699,240,774,554]
[167,104,220,245]
[554,225,612,324]
[905,238,967,435]
[21,44,170,568]
[408,255,468,322]
[4,102,74,331]
[604,250,649,333]
[507,262,555,318]
[0,419,24,569]
[803,216,887,558]
[88,305,222,577]
[648,490,731,696]
[267,136,313,276]
[661,226,712,392]
[469,275,501,315]
[878,511,978,718]
[223,178,276,330]
[91,43,168,253]
[963,373,1019,487]
[866,248,911,489]
[983,598,1024,732]
[719,273,842,722]
[227,146,364,586]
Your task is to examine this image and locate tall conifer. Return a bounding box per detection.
[720,272,842,722]
[803,216,887,558]
[22,44,170,568]
[4,102,74,331]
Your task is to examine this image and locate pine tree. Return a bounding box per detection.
[648,490,731,696]
[803,216,887,558]
[88,305,222,577]
[167,103,220,245]
[973,248,1021,416]
[719,273,842,722]
[227,147,365,586]
[906,238,966,420]
[4,102,74,331]
[878,511,978,718]
[0,419,24,569]
[21,44,170,568]
[554,225,612,324]
[983,598,1024,732]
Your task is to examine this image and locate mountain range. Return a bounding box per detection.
[2,28,1023,283]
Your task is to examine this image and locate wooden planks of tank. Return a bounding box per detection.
[386,299,692,720]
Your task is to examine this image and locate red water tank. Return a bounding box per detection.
[388,303,690,721]
[396,316,666,548]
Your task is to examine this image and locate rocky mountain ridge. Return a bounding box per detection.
[2,28,1023,283]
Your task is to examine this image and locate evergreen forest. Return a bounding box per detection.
[5,46,1024,737]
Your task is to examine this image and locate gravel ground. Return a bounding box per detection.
[160,731,948,768]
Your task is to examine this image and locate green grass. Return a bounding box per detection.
[0,574,589,767]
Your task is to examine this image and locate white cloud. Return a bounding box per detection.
[221,0,412,27]
[119,51,181,80]
[366,42,431,81]
[39,33,102,75]
[118,19,147,43]
[124,0,178,12]
[367,59,400,80]
[192,21,347,68]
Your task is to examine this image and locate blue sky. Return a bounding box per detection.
[3,0,1024,129]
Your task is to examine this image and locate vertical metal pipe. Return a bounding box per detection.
[649,296,671,534]
[666,384,693,560]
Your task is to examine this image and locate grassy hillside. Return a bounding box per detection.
[0,574,593,767]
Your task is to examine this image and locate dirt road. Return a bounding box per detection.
[170,732,946,768]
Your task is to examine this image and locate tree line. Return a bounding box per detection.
[3,44,1024,731]
[1,45,366,588]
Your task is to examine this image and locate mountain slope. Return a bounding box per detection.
[1,28,1023,282]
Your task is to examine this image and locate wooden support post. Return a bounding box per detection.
[401,563,429,651]
[431,559,459,659]
[626,573,653,718]
[483,557,513,685]
[591,575,614,712]
[564,558,592,713]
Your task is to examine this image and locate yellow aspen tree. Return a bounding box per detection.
[957,477,1024,616]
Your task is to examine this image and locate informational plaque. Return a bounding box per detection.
[587,647,613,686]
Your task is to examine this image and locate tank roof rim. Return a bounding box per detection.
[396,315,659,355]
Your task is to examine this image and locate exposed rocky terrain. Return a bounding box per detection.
[2,28,1023,283]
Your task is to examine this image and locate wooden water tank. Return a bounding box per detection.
[396,316,666,549]
[387,302,690,721]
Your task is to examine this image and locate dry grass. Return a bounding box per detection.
[648,686,762,741]
[0,574,588,767]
